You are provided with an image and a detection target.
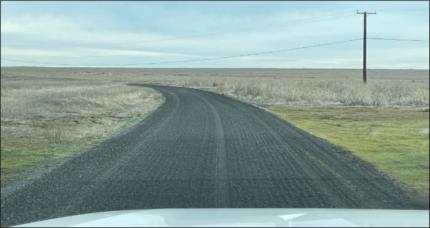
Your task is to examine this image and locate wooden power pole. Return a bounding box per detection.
[357,11,376,83]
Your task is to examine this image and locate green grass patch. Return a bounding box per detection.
[1,116,144,184]
[270,106,429,196]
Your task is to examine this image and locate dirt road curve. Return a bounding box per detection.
[1,85,420,226]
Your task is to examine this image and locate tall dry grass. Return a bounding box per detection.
[1,74,161,183]
[3,67,428,108]
[214,79,429,107]
[1,80,160,123]
[155,77,429,108]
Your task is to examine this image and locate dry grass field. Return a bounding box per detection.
[1,67,428,197]
[190,78,428,107]
[1,69,161,184]
[4,67,428,107]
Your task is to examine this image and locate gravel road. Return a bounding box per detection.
[1,85,420,226]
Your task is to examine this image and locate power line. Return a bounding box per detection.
[137,38,362,66]
[2,38,362,67]
[4,13,357,52]
[367,37,428,42]
[132,13,356,45]
[2,36,426,67]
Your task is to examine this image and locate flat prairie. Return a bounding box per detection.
[1,67,428,198]
[3,67,428,107]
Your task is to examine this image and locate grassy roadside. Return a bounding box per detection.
[1,77,162,185]
[270,106,429,197]
[1,116,147,183]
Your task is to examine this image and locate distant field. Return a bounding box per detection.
[1,67,428,192]
[4,67,427,80]
[271,106,429,201]
[3,67,428,108]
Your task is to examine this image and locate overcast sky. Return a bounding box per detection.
[1,1,429,68]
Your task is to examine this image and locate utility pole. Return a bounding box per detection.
[357,11,376,83]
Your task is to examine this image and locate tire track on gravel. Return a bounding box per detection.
[53,89,182,216]
[196,88,420,208]
[195,94,229,208]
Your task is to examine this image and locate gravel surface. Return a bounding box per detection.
[0,85,421,226]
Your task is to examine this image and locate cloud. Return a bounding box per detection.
[1,2,428,68]
[2,47,80,58]
[1,15,171,45]
[1,47,202,61]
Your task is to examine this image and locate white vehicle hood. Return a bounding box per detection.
[16,208,429,227]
